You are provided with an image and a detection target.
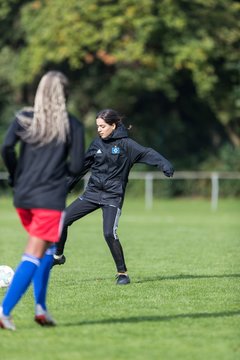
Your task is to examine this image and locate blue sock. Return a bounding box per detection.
[33,245,56,311]
[1,254,40,316]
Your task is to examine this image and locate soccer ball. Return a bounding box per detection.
[0,265,14,288]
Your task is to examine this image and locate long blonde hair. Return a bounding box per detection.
[17,71,70,146]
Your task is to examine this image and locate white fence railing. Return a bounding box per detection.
[1,171,240,210]
[128,171,240,210]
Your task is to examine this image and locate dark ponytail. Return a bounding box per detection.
[96,109,132,130]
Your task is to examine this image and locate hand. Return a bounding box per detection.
[163,164,174,177]
[66,179,73,193]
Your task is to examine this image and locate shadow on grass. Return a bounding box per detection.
[64,309,240,327]
[57,273,240,284]
[135,273,240,284]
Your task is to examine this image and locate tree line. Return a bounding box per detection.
[0,0,239,171]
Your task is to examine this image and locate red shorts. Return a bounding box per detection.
[16,208,65,243]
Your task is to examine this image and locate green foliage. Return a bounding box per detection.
[16,0,240,104]
[201,144,240,172]
[0,0,239,169]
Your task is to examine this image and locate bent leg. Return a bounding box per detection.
[56,197,99,255]
[102,205,127,273]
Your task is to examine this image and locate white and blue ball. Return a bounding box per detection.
[0,265,14,288]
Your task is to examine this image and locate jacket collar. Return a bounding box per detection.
[102,123,128,142]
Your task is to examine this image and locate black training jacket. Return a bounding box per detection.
[68,124,174,208]
[1,112,85,210]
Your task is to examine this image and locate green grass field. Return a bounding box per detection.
[0,196,239,360]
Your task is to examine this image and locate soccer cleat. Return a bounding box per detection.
[52,254,66,267]
[116,273,130,285]
[34,304,56,327]
[0,307,16,331]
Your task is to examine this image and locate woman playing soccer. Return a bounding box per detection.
[0,71,85,330]
[53,108,174,285]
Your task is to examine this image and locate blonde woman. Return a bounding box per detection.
[0,71,85,330]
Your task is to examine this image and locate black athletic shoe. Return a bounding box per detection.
[116,274,130,285]
[52,255,66,267]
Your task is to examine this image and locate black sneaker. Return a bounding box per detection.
[52,255,66,267]
[116,274,130,285]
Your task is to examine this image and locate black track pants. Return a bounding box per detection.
[56,197,127,272]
